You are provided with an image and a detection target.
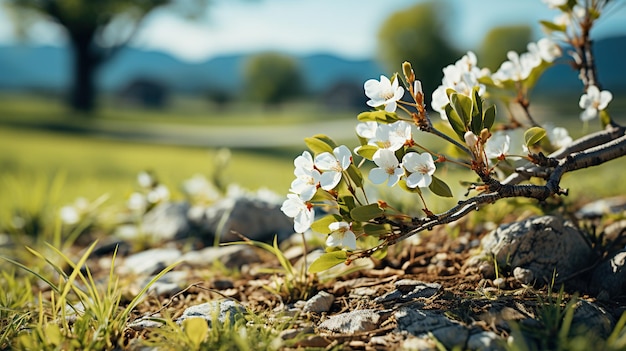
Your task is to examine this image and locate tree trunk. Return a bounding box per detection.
[68,32,101,113]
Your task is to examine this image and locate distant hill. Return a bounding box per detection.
[0,36,624,96]
[0,45,386,95]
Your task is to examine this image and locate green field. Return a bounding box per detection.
[2,93,626,228]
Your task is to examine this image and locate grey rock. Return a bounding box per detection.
[318,309,388,333]
[401,336,437,351]
[513,267,535,285]
[177,299,246,326]
[146,271,188,296]
[190,197,294,243]
[119,247,182,275]
[478,216,594,285]
[466,331,505,351]
[492,277,506,289]
[303,291,335,313]
[576,196,626,219]
[572,300,614,338]
[128,317,165,330]
[141,202,191,240]
[591,249,626,299]
[395,306,469,350]
[375,280,441,303]
[181,244,261,268]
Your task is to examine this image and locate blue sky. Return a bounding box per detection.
[1,0,625,62]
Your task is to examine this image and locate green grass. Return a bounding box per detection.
[0,126,296,213]
[0,93,355,127]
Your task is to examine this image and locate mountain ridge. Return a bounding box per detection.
[0,35,624,96]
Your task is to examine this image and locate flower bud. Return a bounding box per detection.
[464,131,478,148]
[402,61,415,82]
[480,128,491,142]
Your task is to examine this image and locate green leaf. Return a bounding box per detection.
[184,317,209,347]
[304,134,336,155]
[308,251,348,273]
[44,324,63,346]
[450,93,472,127]
[363,223,390,237]
[371,246,388,260]
[346,164,364,188]
[311,214,344,234]
[356,145,379,160]
[398,179,423,194]
[357,110,398,123]
[428,175,453,198]
[444,104,466,141]
[483,104,496,131]
[310,188,337,202]
[470,87,483,134]
[524,127,547,148]
[350,203,383,222]
[540,20,566,32]
[445,88,456,99]
[599,109,611,127]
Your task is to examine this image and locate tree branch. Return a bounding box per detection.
[351,121,626,259]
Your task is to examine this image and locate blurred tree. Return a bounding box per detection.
[243,52,304,106]
[377,1,460,99]
[4,0,210,113]
[479,25,533,72]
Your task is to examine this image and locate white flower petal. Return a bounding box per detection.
[341,231,357,250]
[368,168,389,185]
[319,171,341,190]
[406,172,432,188]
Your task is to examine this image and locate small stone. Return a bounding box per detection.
[181,244,260,269]
[492,277,506,289]
[303,291,334,313]
[576,196,626,219]
[466,331,505,351]
[375,280,441,303]
[141,202,191,241]
[146,271,188,296]
[318,309,386,334]
[120,248,182,275]
[401,335,437,351]
[431,325,469,350]
[513,267,534,285]
[177,299,246,326]
[478,262,496,279]
[128,317,165,330]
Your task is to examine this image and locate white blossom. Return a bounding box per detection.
[356,121,378,140]
[315,145,352,190]
[431,51,486,118]
[484,133,511,159]
[402,152,436,188]
[579,85,613,121]
[368,149,404,187]
[281,193,315,233]
[364,75,404,112]
[547,125,573,149]
[326,221,357,250]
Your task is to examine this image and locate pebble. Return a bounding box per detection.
[303,291,334,313]
[119,247,182,275]
[375,280,441,303]
[318,309,389,333]
[176,299,246,326]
